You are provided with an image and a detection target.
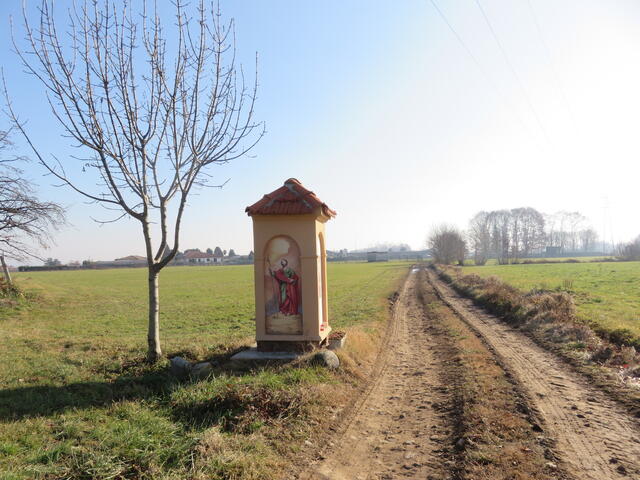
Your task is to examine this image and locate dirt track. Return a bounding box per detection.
[305,267,640,480]
[307,268,457,479]
[427,269,640,479]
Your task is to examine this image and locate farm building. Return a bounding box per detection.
[367,251,389,262]
[113,255,146,265]
[545,246,562,257]
[90,255,147,268]
[183,250,223,264]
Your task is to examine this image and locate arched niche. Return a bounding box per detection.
[263,235,303,335]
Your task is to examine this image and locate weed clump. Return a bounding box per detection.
[0,278,30,311]
[435,265,640,372]
[0,277,21,296]
[171,380,308,434]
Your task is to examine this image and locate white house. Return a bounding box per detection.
[183,250,223,264]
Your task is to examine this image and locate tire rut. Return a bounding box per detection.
[427,269,640,480]
[306,269,460,479]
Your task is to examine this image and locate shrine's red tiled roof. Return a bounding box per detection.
[246,178,336,218]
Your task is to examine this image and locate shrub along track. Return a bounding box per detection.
[427,268,640,479]
[303,268,561,480]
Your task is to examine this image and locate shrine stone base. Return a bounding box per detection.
[257,339,327,353]
[230,347,301,363]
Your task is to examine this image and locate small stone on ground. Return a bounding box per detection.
[169,356,192,378]
[190,361,214,380]
[311,349,340,369]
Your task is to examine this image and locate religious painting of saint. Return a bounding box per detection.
[264,236,303,335]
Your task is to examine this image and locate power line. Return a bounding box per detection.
[473,0,552,145]
[525,0,577,129]
[428,0,486,77]
[427,0,535,142]
[602,196,608,254]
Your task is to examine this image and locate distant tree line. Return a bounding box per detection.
[184,247,237,258]
[617,236,640,261]
[429,208,601,265]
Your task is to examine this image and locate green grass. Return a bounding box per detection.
[463,261,640,341]
[464,256,614,266]
[0,262,408,479]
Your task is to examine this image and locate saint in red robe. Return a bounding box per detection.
[272,265,300,315]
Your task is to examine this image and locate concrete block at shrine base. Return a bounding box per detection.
[230,347,301,363]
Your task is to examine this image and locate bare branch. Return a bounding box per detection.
[0,130,66,261]
[7,0,263,362]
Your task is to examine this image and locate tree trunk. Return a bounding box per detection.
[147,268,162,362]
[0,255,12,286]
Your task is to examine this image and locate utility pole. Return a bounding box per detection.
[602,196,608,255]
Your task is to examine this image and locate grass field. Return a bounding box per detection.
[463,261,640,342]
[0,262,409,480]
[465,256,613,266]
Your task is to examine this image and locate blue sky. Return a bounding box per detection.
[1,0,640,263]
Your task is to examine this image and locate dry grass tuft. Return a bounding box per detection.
[191,428,283,480]
[435,264,640,394]
[334,327,380,380]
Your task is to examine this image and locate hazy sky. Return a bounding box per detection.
[1,0,639,263]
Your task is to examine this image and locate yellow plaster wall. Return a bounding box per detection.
[251,208,331,343]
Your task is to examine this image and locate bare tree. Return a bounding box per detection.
[579,228,598,252]
[428,224,466,265]
[468,211,491,265]
[556,211,571,252]
[486,210,511,264]
[566,212,586,252]
[44,257,61,267]
[469,208,545,265]
[546,211,584,253]
[544,211,589,253]
[0,130,65,283]
[6,1,263,362]
[510,207,545,260]
[544,212,559,249]
[617,235,640,261]
[521,208,546,256]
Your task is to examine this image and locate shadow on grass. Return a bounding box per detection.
[0,369,174,421]
[0,347,266,423]
[171,382,304,433]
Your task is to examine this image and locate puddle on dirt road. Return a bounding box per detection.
[411,267,420,274]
